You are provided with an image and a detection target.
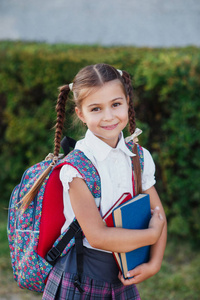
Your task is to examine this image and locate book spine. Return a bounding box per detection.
[112,208,122,228]
[119,252,128,278]
[113,209,128,278]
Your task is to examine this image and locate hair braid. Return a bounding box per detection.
[121,71,136,134]
[122,71,142,195]
[128,100,136,135]
[54,85,70,156]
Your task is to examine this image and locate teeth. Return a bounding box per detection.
[102,124,117,128]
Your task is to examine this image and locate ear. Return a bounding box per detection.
[75,107,86,123]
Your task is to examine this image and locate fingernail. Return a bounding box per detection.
[155,206,160,210]
[127,272,131,277]
[159,213,163,220]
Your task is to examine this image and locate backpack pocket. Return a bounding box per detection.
[8,229,53,293]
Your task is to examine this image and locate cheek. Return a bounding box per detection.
[121,112,129,128]
[84,114,100,127]
[119,108,129,122]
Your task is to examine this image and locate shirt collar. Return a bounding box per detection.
[77,129,135,161]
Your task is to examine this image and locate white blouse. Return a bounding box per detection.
[60,129,156,251]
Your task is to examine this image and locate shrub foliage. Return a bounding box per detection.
[0,41,199,245]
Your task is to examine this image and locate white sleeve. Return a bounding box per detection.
[59,164,83,191]
[142,147,156,191]
[59,164,83,233]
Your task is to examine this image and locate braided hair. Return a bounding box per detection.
[54,85,70,157]
[121,70,142,194]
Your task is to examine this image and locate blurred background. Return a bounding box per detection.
[0,0,200,46]
[0,1,200,299]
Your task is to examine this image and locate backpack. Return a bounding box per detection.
[7,137,144,293]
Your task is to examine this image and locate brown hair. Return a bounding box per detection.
[20,63,142,211]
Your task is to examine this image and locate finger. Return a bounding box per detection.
[119,273,138,286]
[118,271,122,280]
[118,272,127,284]
[118,270,137,284]
[154,206,160,213]
[128,274,143,284]
[126,265,141,278]
[152,206,161,218]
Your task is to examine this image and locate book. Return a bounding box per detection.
[112,193,151,279]
[102,192,132,227]
[101,193,132,271]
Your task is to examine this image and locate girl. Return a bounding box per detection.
[43,63,167,299]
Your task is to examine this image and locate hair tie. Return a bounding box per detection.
[69,83,73,91]
[125,128,143,144]
[117,69,123,76]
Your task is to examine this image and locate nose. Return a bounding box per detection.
[103,108,114,121]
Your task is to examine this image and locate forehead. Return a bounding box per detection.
[81,80,126,105]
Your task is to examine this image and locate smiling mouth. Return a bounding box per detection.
[101,123,118,130]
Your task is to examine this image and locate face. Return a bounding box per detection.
[75,80,129,148]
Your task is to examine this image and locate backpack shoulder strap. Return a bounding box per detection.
[61,136,76,156]
[56,149,101,198]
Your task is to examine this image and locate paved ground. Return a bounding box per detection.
[0,269,42,300]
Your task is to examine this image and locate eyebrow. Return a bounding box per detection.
[87,97,124,107]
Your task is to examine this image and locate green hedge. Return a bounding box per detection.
[0,41,200,246]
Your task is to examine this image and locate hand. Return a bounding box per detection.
[149,206,164,244]
[118,261,159,285]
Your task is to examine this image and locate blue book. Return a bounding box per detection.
[112,193,151,279]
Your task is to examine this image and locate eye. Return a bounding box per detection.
[91,107,100,112]
[112,102,121,107]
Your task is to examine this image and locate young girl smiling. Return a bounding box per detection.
[42,63,167,299]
